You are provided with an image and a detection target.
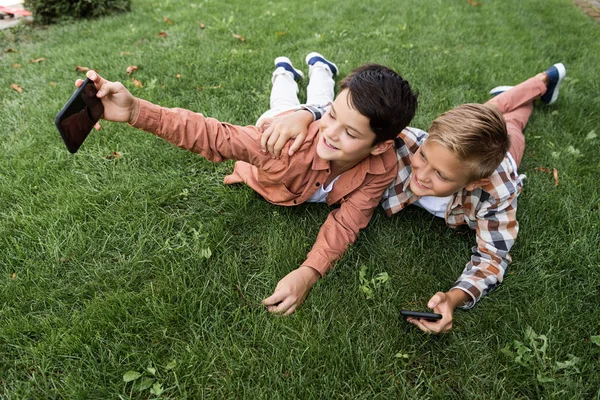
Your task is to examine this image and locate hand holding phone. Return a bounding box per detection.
[400,310,443,322]
[55,78,104,153]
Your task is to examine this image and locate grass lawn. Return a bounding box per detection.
[1,0,600,397]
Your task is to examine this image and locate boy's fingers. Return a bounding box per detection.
[262,291,285,306]
[428,292,445,309]
[267,132,279,156]
[272,297,294,314]
[283,305,297,316]
[289,135,305,156]
[75,79,84,88]
[260,126,273,153]
[274,135,289,157]
[409,318,430,333]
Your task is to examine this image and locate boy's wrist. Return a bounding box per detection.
[298,265,321,285]
[129,98,141,125]
[446,288,470,310]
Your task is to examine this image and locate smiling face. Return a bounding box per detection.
[316,89,390,172]
[410,140,488,197]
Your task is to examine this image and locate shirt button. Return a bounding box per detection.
[315,182,321,187]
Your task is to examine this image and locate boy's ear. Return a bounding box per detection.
[370,139,394,156]
[465,178,491,191]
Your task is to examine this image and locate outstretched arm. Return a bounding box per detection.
[78,71,284,171]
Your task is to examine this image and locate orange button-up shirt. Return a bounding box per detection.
[132,100,398,276]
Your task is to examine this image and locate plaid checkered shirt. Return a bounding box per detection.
[381,127,526,308]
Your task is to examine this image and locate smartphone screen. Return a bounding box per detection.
[55,78,104,153]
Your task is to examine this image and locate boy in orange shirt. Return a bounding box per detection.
[75,54,418,315]
[261,63,566,331]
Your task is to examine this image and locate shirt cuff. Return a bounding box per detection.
[450,283,478,309]
[298,105,328,122]
[129,99,161,133]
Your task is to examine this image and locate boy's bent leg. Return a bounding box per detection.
[256,61,302,124]
[504,109,530,167]
[306,52,337,106]
[486,76,546,115]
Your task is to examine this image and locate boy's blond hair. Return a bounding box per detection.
[427,103,509,182]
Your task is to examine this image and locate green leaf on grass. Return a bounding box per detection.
[565,145,581,157]
[360,284,374,299]
[165,360,177,370]
[586,130,597,140]
[200,247,212,259]
[591,335,600,346]
[146,366,156,375]
[134,377,154,391]
[123,370,142,382]
[150,382,164,395]
[555,354,580,372]
[359,265,368,284]
[536,372,554,383]
[373,272,389,285]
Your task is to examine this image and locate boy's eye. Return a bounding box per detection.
[437,171,447,181]
[346,130,356,139]
[328,111,336,120]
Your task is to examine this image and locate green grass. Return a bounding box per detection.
[1,0,600,397]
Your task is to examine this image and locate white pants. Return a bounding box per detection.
[256,65,335,124]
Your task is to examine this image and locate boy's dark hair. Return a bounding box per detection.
[340,64,418,144]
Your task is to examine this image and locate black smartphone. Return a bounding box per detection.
[54,78,104,153]
[400,310,443,322]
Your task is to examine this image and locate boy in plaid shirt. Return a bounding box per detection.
[260,63,566,333]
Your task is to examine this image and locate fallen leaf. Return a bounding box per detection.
[59,254,75,262]
[132,77,143,88]
[586,130,597,140]
[11,63,22,69]
[30,57,45,63]
[158,31,168,37]
[163,17,173,24]
[553,168,559,187]
[467,0,481,5]
[232,33,245,41]
[175,73,181,79]
[6,48,17,53]
[11,273,16,280]
[534,167,551,173]
[199,22,205,29]
[104,151,123,160]
[120,51,131,56]
[126,65,138,75]
[75,66,91,72]
[11,84,23,93]
[275,31,287,36]
[195,85,223,90]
